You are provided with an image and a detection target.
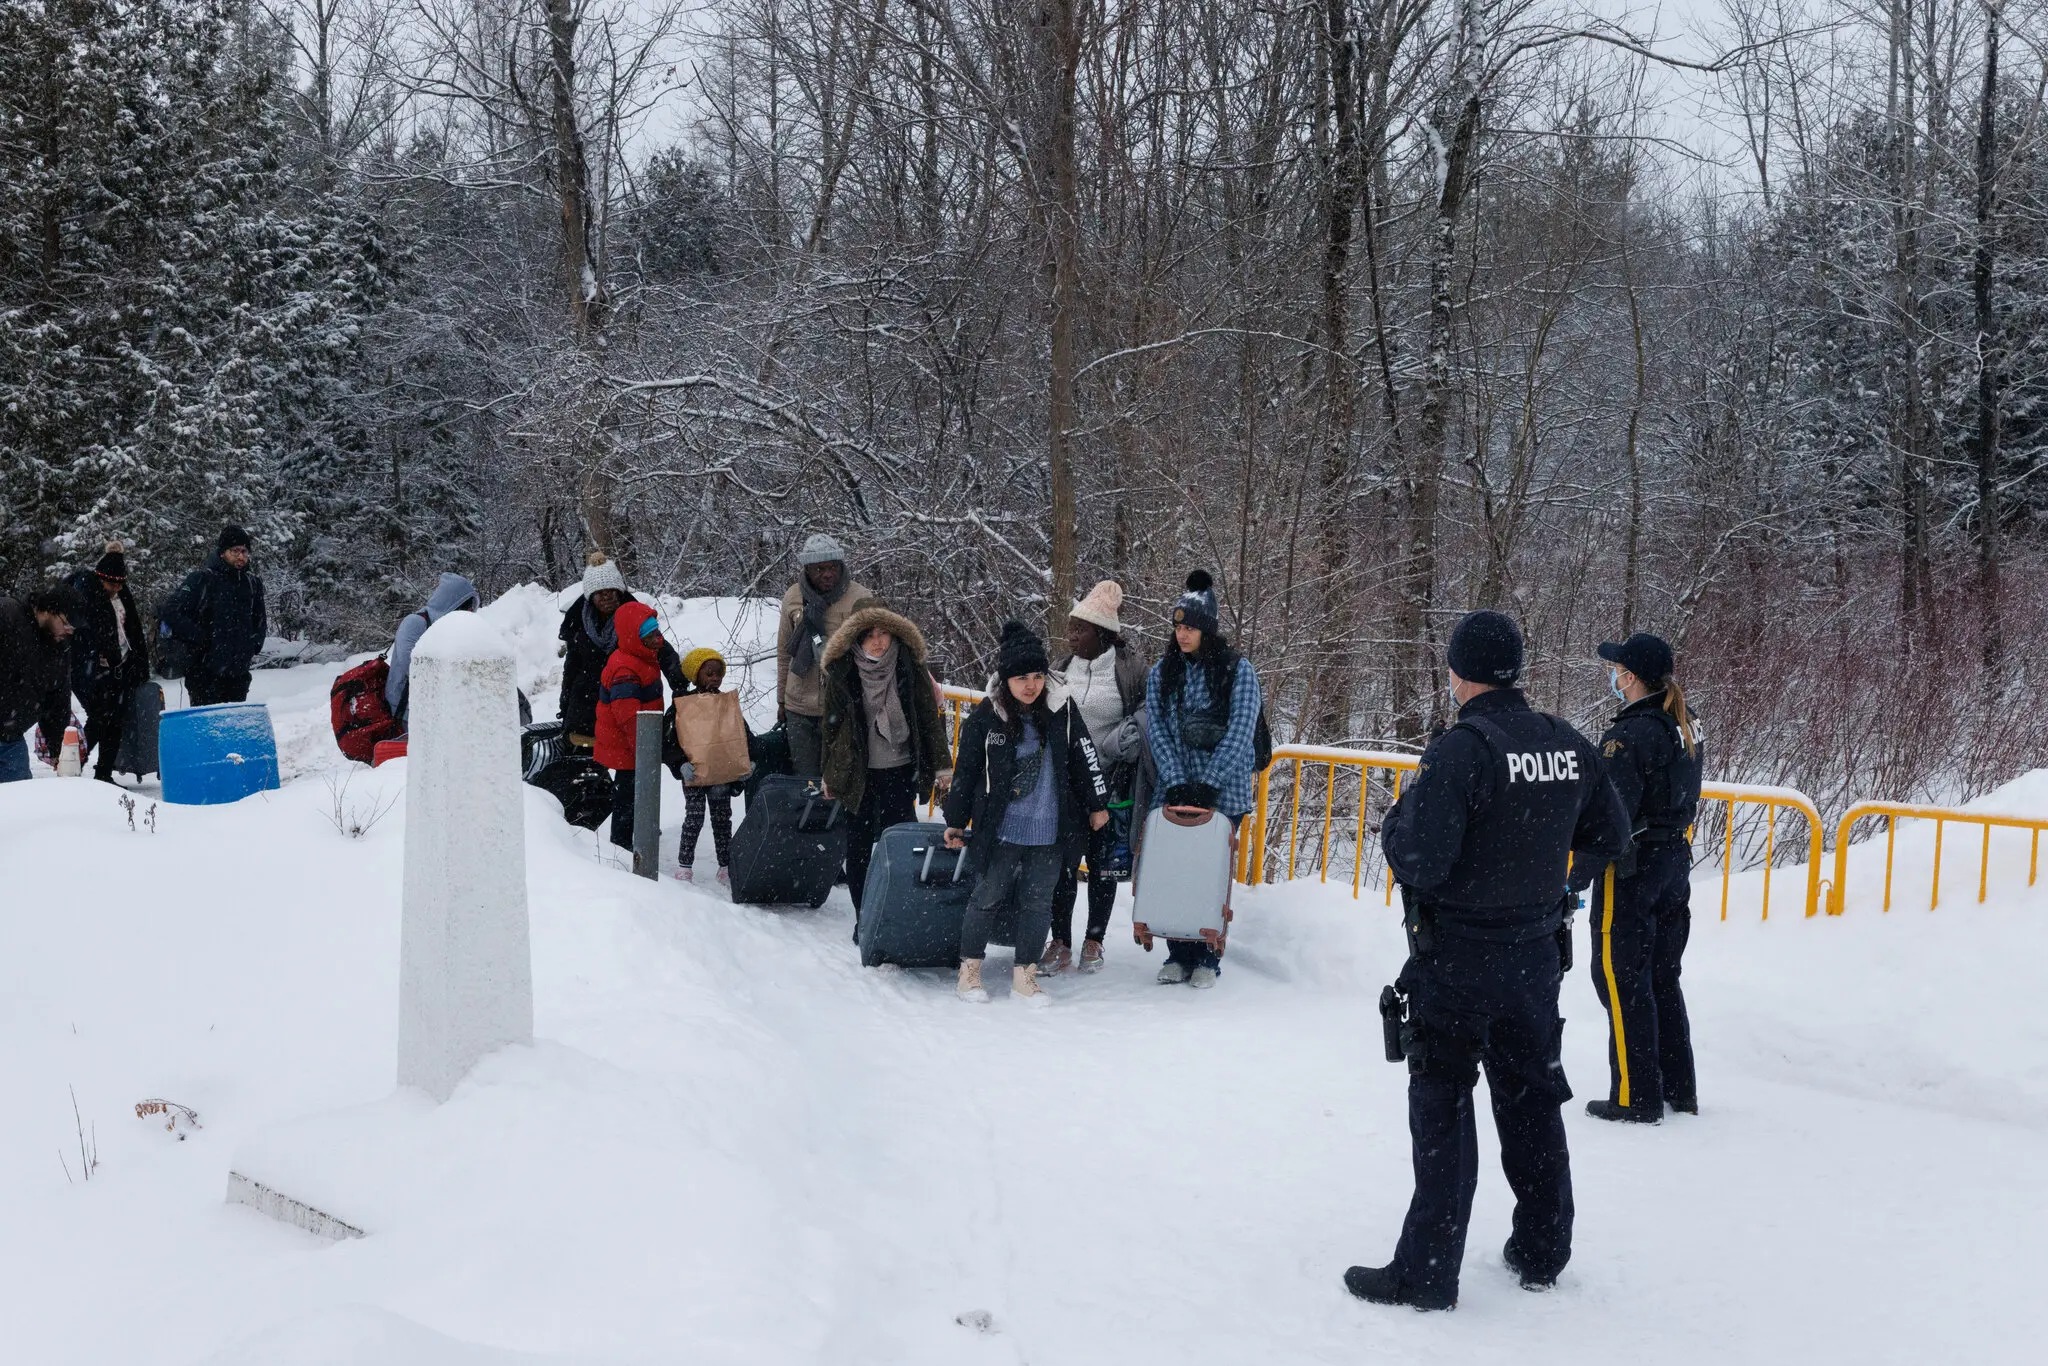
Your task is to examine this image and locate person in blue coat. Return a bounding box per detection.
[1141,570,1263,988]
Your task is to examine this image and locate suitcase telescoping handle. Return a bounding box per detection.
[798,793,844,832]
[916,842,967,885]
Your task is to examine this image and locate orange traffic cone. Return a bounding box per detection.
[57,726,83,776]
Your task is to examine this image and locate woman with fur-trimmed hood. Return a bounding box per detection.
[940,621,1109,1005]
[821,602,954,922]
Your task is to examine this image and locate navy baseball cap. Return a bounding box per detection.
[1598,632,1674,682]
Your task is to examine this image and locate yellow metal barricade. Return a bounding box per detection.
[1695,783,1825,921]
[1236,751,1824,920]
[1240,746,1420,898]
[1826,802,2047,916]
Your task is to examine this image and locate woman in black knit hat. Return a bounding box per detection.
[941,621,1109,1006]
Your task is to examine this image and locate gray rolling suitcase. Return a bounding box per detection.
[1132,805,1236,945]
[124,682,164,778]
[857,822,977,968]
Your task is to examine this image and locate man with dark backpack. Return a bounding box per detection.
[161,527,267,704]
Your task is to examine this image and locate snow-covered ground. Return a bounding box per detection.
[4,593,2045,1365]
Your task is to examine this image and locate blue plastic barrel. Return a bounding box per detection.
[160,703,282,805]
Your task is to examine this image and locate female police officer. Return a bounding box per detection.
[1586,631,1705,1123]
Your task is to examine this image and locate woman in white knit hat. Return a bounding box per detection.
[557,551,685,750]
[1042,579,1149,974]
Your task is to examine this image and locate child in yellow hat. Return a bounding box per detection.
[674,648,744,883]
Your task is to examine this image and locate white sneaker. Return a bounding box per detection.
[1013,964,1051,1007]
[957,960,990,1004]
[1157,962,1190,985]
[1189,966,1218,989]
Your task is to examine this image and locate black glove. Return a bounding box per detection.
[1163,781,1219,809]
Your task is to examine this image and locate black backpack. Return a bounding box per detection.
[153,573,211,680]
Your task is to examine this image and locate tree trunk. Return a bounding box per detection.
[1040,0,1082,639]
[1310,0,1362,732]
[1392,90,1479,739]
[545,0,617,556]
[1974,4,2003,670]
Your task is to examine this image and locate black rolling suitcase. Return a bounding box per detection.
[857,822,977,968]
[125,682,164,778]
[730,774,846,907]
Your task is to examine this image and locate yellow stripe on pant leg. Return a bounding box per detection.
[1601,864,1631,1108]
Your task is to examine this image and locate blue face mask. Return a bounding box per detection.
[1608,668,1627,702]
[1447,678,1461,709]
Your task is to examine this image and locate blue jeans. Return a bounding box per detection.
[0,736,32,783]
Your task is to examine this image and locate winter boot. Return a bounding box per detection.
[1502,1240,1557,1292]
[1156,961,1190,985]
[1039,941,1072,976]
[956,959,990,1004]
[716,867,730,886]
[1667,1098,1699,1116]
[1586,1100,1662,1125]
[672,866,695,882]
[1079,939,1105,973]
[1189,966,1218,989]
[1013,963,1051,1007]
[1343,1264,1454,1312]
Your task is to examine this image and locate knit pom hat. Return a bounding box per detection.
[93,540,129,581]
[217,525,252,552]
[1069,580,1124,636]
[681,646,726,687]
[996,620,1050,680]
[797,532,848,568]
[1171,570,1220,636]
[582,551,628,597]
[1446,610,1525,687]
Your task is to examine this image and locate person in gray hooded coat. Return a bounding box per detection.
[385,573,482,723]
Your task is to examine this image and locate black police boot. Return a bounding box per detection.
[1502,1240,1558,1292]
[1668,1098,1700,1116]
[1343,1264,1455,1312]
[1586,1099,1662,1125]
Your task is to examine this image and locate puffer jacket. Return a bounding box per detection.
[594,602,666,771]
[161,551,266,676]
[941,676,1108,877]
[558,596,687,743]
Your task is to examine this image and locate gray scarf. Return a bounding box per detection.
[855,639,911,751]
[581,598,618,653]
[790,575,846,679]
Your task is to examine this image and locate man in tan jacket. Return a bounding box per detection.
[777,533,875,777]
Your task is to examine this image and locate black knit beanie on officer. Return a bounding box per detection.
[217,525,253,552]
[93,540,129,581]
[1172,569,1221,636]
[1446,609,1524,687]
[996,619,1050,680]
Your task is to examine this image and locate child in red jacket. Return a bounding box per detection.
[596,601,667,850]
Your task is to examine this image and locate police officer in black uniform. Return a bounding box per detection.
[1585,631,1705,1123]
[1346,610,1629,1311]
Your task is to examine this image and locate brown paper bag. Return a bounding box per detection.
[673,691,751,787]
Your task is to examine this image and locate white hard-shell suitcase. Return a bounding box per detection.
[1132,805,1236,944]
